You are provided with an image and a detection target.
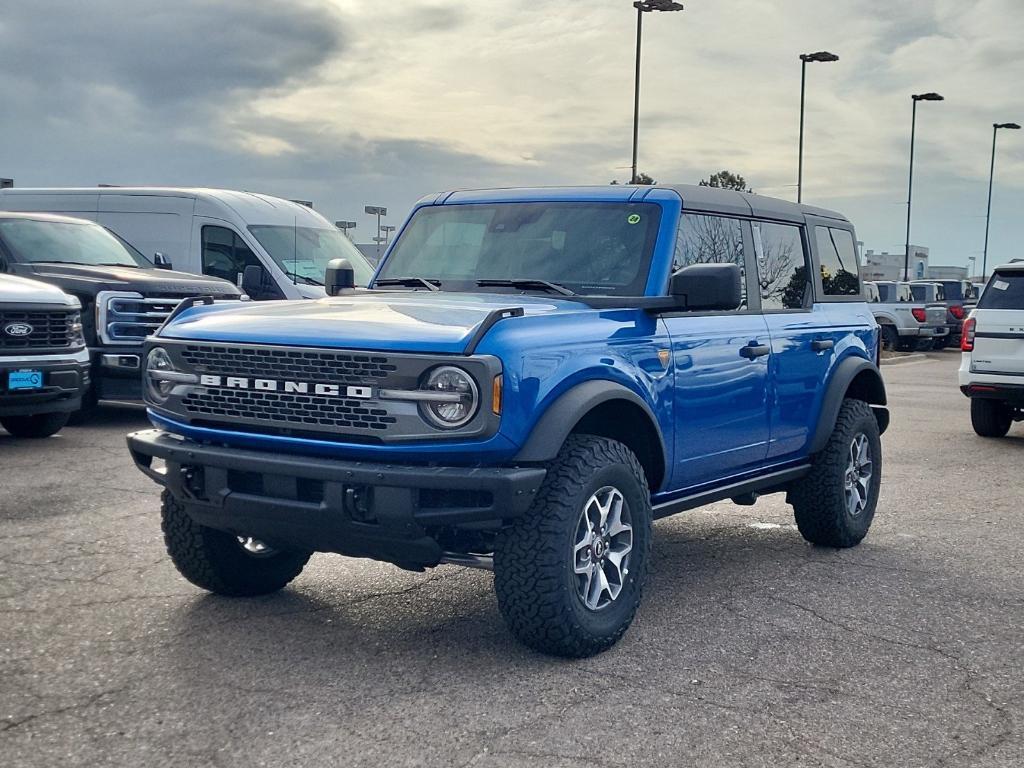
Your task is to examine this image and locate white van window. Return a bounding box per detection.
[202,226,260,285]
[248,225,374,287]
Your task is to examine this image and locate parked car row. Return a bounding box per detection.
[865,278,978,351]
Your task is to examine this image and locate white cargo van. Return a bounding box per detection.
[0,188,375,300]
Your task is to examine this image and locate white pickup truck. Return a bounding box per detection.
[865,280,948,351]
[960,263,1024,437]
[0,274,89,437]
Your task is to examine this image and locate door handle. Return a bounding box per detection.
[811,339,835,352]
[740,343,771,359]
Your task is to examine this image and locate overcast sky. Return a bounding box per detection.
[2,0,1021,269]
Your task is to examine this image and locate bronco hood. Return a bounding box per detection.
[158,292,584,353]
[10,262,241,299]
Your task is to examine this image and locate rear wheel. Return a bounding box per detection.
[0,412,69,438]
[880,325,898,352]
[789,399,882,548]
[971,399,1012,438]
[494,435,652,658]
[161,491,311,596]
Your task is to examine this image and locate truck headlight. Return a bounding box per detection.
[419,366,479,429]
[144,347,177,404]
[69,312,85,347]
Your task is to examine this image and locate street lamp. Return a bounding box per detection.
[981,121,1021,280]
[968,256,977,279]
[797,51,839,203]
[904,92,944,281]
[335,220,357,240]
[629,0,684,185]
[381,225,396,247]
[365,205,387,258]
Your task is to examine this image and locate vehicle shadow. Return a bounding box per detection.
[160,517,914,687]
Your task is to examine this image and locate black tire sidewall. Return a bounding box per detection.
[561,460,651,637]
[0,412,69,438]
[840,409,882,541]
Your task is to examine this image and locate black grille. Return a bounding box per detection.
[181,344,397,384]
[0,311,75,350]
[182,389,398,431]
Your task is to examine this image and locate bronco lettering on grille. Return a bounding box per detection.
[198,374,373,399]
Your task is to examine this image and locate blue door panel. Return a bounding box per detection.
[763,305,834,460]
[665,314,771,488]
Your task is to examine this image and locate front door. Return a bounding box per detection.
[665,212,771,489]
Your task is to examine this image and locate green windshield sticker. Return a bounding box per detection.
[627,214,641,225]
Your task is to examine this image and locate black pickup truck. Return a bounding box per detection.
[0,212,242,411]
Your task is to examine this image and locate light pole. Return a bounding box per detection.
[365,205,387,258]
[630,0,683,185]
[968,256,977,279]
[381,225,396,247]
[904,92,944,281]
[982,121,1021,280]
[797,51,839,203]
[335,220,357,241]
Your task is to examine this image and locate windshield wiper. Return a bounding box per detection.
[476,278,575,296]
[375,277,440,291]
[96,262,139,268]
[286,273,323,286]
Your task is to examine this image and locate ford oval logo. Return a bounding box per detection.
[3,322,34,337]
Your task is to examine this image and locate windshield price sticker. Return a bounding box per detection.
[993,280,1009,291]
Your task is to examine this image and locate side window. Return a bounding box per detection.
[753,221,809,311]
[815,227,861,297]
[672,213,746,308]
[201,226,260,284]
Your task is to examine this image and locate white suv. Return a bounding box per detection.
[959,262,1024,437]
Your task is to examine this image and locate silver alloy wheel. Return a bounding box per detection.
[573,486,633,611]
[844,433,873,517]
[237,536,275,556]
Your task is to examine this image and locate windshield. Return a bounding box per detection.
[248,225,374,286]
[376,202,662,296]
[911,283,944,302]
[0,218,149,267]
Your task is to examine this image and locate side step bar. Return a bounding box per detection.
[652,465,811,520]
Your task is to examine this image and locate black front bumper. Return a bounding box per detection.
[126,429,546,568]
[92,346,143,401]
[0,359,89,416]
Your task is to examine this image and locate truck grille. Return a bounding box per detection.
[98,292,185,345]
[0,310,76,350]
[182,389,398,432]
[181,344,397,384]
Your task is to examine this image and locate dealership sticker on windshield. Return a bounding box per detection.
[993,280,1010,291]
[627,214,641,224]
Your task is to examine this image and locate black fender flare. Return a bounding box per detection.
[810,356,889,454]
[514,380,667,466]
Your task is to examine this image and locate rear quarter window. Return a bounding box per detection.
[978,272,1024,310]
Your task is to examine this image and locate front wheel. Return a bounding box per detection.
[0,412,70,438]
[971,399,1012,438]
[494,435,652,658]
[161,491,311,596]
[789,399,882,548]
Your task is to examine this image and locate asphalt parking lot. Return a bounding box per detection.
[2,352,1022,767]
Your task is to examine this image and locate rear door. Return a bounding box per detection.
[755,219,833,461]
[972,270,1024,375]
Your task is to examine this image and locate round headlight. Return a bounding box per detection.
[145,347,176,404]
[420,366,479,429]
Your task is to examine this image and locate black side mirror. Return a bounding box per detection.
[669,263,742,311]
[325,258,355,296]
[153,252,172,270]
[241,264,266,298]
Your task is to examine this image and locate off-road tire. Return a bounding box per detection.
[0,412,69,438]
[971,399,1012,438]
[161,491,311,596]
[789,399,881,548]
[493,435,652,658]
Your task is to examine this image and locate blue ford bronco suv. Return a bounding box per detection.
[127,185,888,657]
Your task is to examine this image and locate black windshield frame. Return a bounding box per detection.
[375,202,663,297]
